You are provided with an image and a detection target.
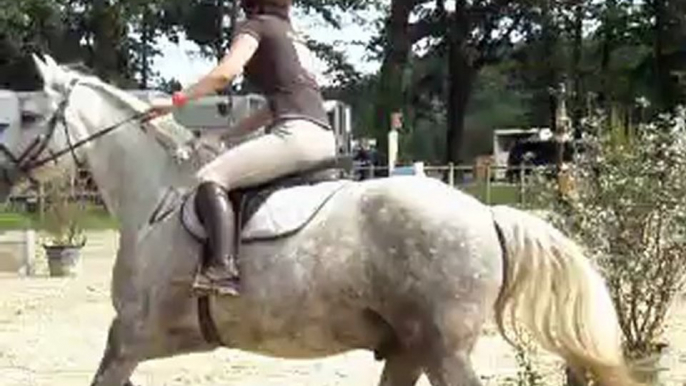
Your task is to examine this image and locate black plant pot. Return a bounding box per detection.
[44,245,82,277]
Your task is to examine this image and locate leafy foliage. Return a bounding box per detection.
[42,177,87,248]
[501,346,546,386]
[0,0,366,91]
[525,108,686,359]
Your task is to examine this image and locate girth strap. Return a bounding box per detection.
[492,215,510,328]
[197,295,223,346]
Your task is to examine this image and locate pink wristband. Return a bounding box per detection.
[172,91,188,107]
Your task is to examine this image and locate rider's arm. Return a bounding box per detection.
[180,34,259,102]
[221,106,273,139]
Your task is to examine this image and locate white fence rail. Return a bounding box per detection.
[0,164,554,216]
[353,163,555,205]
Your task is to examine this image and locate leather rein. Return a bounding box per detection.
[0,79,151,186]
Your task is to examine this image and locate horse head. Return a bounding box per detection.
[0,54,88,200]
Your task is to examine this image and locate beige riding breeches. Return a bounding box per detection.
[195,119,336,190]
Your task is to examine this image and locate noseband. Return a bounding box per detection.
[0,79,149,186]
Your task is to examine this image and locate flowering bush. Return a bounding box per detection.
[525,107,686,359]
[42,176,87,248]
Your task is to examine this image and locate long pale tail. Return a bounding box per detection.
[490,205,640,386]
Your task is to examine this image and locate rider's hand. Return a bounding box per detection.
[144,92,188,121]
[145,97,174,121]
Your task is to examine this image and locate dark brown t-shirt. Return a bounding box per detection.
[236,15,331,130]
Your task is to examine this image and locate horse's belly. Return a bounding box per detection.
[211,298,375,359]
[228,323,355,359]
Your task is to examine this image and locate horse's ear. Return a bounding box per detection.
[32,54,49,82]
[32,53,67,92]
[43,54,59,70]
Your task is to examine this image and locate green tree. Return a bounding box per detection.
[647,0,686,110]
[0,0,63,90]
[368,0,535,164]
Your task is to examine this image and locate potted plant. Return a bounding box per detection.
[41,176,87,277]
[525,109,686,385]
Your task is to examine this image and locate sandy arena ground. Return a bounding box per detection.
[2,230,686,386]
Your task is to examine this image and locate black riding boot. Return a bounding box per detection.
[192,181,240,296]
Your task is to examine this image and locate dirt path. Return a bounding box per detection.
[1,231,685,386]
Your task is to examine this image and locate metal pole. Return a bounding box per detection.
[448,163,455,186]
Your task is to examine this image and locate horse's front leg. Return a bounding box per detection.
[90,318,139,386]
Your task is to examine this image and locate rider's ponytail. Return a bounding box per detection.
[241,0,292,20]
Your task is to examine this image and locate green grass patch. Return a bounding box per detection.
[0,206,119,231]
[461,183,524,205]
[0,212,34,230]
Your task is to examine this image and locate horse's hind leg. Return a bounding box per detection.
[424,351,481,386]
[90,319,139,386]
[378,351,423,386]
[415,305,486,386]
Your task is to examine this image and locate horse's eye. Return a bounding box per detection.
[20,112,39,126]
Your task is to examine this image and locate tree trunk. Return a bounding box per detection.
[653,0,669,109]
[214,0,226,63]
[228,0,239,94]
[91,0,123,83]
[541,1,559,136]
[653,0,682,110]
[140,6,151,89]
[599,0,616,110]
[445,45,475,165]
[444,1,474,165]
[229,0,239,39]
[571,0,584,139]
[373,0,415,161]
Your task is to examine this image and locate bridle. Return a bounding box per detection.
[0,78,150,186]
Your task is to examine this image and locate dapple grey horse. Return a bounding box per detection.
[0,55,638,386]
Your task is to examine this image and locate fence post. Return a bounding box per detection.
[519,166,525,205]
[485,165,492,204]
[21,229,35,276]
[38,183,45,223]
[448,163,455,187]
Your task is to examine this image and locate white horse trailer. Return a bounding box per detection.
[492,127,549,180]
[172,94,353,156]
[324,100,352,156]
[0,91,20,146]
[0,90,19,125]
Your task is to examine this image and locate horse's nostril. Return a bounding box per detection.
[216,103,229,117]
[0,123,8,141]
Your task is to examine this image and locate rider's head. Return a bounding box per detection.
[241,0,292,19]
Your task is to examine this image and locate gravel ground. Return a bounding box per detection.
[2,230,686,386]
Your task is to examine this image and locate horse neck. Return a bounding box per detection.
[69,81,195,233]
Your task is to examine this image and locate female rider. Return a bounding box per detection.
[149,0,336,296]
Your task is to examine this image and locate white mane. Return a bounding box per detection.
[67,71,196,150]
